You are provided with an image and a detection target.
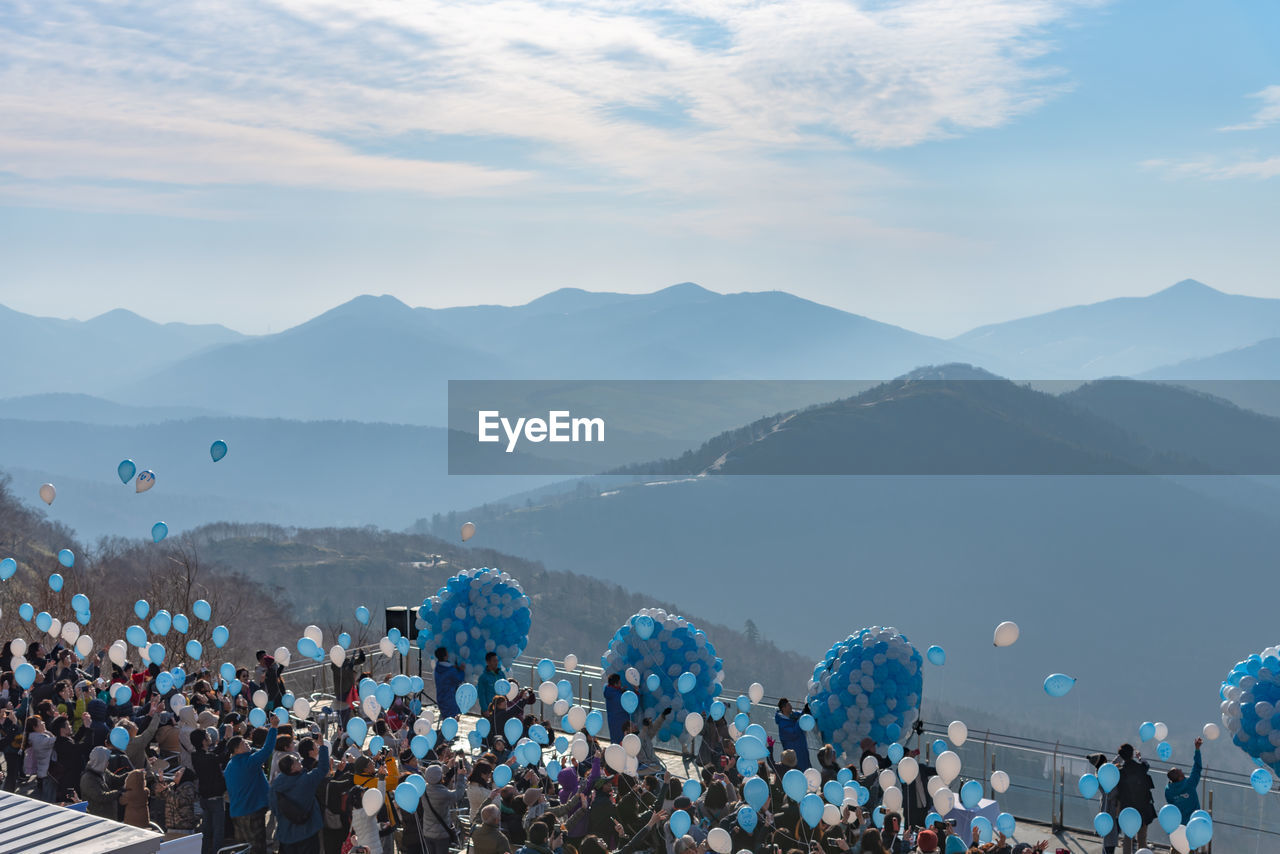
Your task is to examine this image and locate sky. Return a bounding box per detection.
[1,0,1279,337]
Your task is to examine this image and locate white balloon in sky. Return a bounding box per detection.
[460,522,476,542]
[991,770,1010,793]
[936,751,962,784]
[948,720,968,747]
[39,483,56,505]
[1154,722,1169,742]
[1203,723,1220,741]
[748,682,765,704]
[993,621,1020,647]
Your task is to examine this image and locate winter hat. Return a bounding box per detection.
[915,829,938,852]
[424,764,444,784]
[87,746,111,774]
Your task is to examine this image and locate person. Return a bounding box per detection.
[1087,752,1119,854]
[270,744,332,854]
[191,728,229,854]
[81,745,126,818]
[637,709,672,775]
[225,722,279,854]
[473,802,514,854]
[120,768,151,827]
[1115,743,1156,854]
[434,648,465,720]
[1165,737,1203,824]
[775,698,811,771]
[478,652,506,714]
[515,820,562,854]
[913,828,937,853]
[164,767,200,840]
[604,674,628,744]
[22,715,57,801]
[413,762,462,854]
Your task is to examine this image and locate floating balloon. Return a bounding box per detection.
[186,639,203,659]
[799,794,824,828]
[0,557,17,580]
[1157,741,1172,761]
[1139,721,1155,742]
[1251,767,1273,795]
[1044,673,1076,697]
[600,608,724,742]
[118,459,136,483]
[149,522,168,544]
[1186,816,1213,849]
[48,573,63,592]
[1220,646,1280,777]
[991,770,1010,794]
[211,625,229,648]
[806,627,923,759]
[993,621,1020,647]
[960,780,983,809]
[1098,763,1120,793]
[57,549,74,568]
[135,471,155,493]
[39,483,55,505]
[210,440,228,462]
[172,613,188,634]
[996,812,1016,835]
[1203,722,1220,741]
[35,611,52,632]
[898,756,919,785]
[948,720,968,747]
[1093,812,1114,838]
[417,567,531,679]
[14,662,36,690]
[1154,722,1168,741]
[1118,807,1142,838]
[460,521,476,542]
[621,690,639,714]
[192,599,212,621]
[110,726,131,750]
[737,804,759,832]
[362,788,383,817]
[927,645,946,666]
[936,751,961,784]
[1078,773,1099,799]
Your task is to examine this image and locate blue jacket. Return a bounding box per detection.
[478,666,505,714]
[269,744,330,844]
[1164,748,1201,823]
[225,728,277,817]
[435,661,465,719]
[604,684,628,742]
[775,710,811,770]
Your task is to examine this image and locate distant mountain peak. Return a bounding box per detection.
[896,363,1005,382]
[1153,279,1221,298]
[302,293,416,327]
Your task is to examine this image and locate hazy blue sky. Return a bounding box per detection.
[1,0,1278,336]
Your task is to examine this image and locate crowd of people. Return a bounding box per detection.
[0,634,1204,854]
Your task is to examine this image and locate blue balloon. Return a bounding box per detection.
[468,730,481,749]
[297,637,318,658]
[1157,741,1172,761]
[57,549,74,568]
[1118,807,1142,838]
[152,610,172,635]
[677,671,696,693]
[530,724,549,745]
[1098,763,1120,793]
[172,614,188,634]
[798,713,815,732]
[109,726,131,750]
[743,776,769,811]
[156,672,173,693]
[274,707,289,725]
[621,690,639,713]
[367,735,384,755]
[556,679,572,702]
[248,708,267,728]
[927,645,946,666]
[118,459,136,483]
[1093,812,1114,838]
[799,793,824,828]
[736,694,751,713]
[961,780,983,809]
[971,816,993,843]
[47,573,62,592]
[682,779,701,800]
[338,632,351,649]
[633,614,655,639]
[782,768,808,802]
[737,805,758,833]
[709,700,725,720]
[668,809,691,838]
[1044,673,1076,697]
[554,736,568,753]
[823,780,844,806]
[210,440,228,462]
[14,663,37,690]
[410,735,430,758]
[151,522,168,543]
[70,593,89,611]
[228,679,242,697]
[837,768,853,784]
[734,712,750,732]
[358,679,377,700]
[35,611,52,632]
[646,673,660,692]
[537,658,556,681]
[1187,816,1213,848]
[77,609,91,625]
[212,625,229,648]
[584,710,603,736]
[735,734,767,761]
[455,683,477,712]
[504,716,523,744]
[0,557,15,580]
[375,683,394,710]
[401,773,426,797]
[355,605,370,625]
[193,599,212,621]
[1252,767,1273,795]
[888,743,904,763]
[393,782,419,812]
[388,627,401,643]
[346,717,367,745]
[996,813,1016,835]
[282,692,295,709]
[1078,773,1099,799]
[736,755,759,777]
[112,683,132,705]
[148,642,165,664]
[18,602,32,621]
[134,599,150,620]
[1139,721,1156,742]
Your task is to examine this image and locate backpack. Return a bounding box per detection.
[324,778,357,830]
[276,788,315,826]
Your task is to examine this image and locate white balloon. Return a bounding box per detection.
[304,625,323,645]
[604,743,627,771]
[1154,722,1169,742]
[707,827,732,853]
[61,621,80,643]
[553,699,569,717]
[39,483,56,505]
[861,755,879,776]
[822,802,841,826]
[75,635,93,657]
[685,712,704,737]
[948,720,968,747]
[623,755,639,777]
[990,770,1010,794]
[362,788,384,817]
[571,739,589,762]
[625,667,640,687]
[253,690,268,709]
[413,717,432,736]
[936,751,962,784]
[170,694,186,711]
[460,521,476,542]
[878,769,897,792]
[932,787,954,817]
[274,646,291,668]
[108,642,126,667]
[563,653,578,672]
[537,681,558,705]
[378,638,394,657]
[805,768,822,792]
[882,786,903,811]
[748,682,765,704]
[568,706,588,732]
[927,776,947,797]
[11,638,28,657]
[898,756,919,784]
[363,696,381,719]
[993,621,1020,647]
[622,733,642,757]
[1169,826,1189,854]
[1203,722,1220,740]
[294,698,312,718]
[47,618,61,639]
[330,646,346,667]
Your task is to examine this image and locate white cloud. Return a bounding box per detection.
[1143,155,1280,182]
[1220,85,1280,132]
[0,0,1093,223]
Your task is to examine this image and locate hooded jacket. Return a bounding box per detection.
[268,744,330,845]
[119,768,151,827]
[225,727,278,817]
[81,747,126,818]
[1164,748,1202,823]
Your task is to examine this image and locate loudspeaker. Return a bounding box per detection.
[385,606,411,638]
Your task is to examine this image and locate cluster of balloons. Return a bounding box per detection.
[416,568,532,679]
[1221,645,1280,776]
[601,609,725,742]
[804,627,923,757]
